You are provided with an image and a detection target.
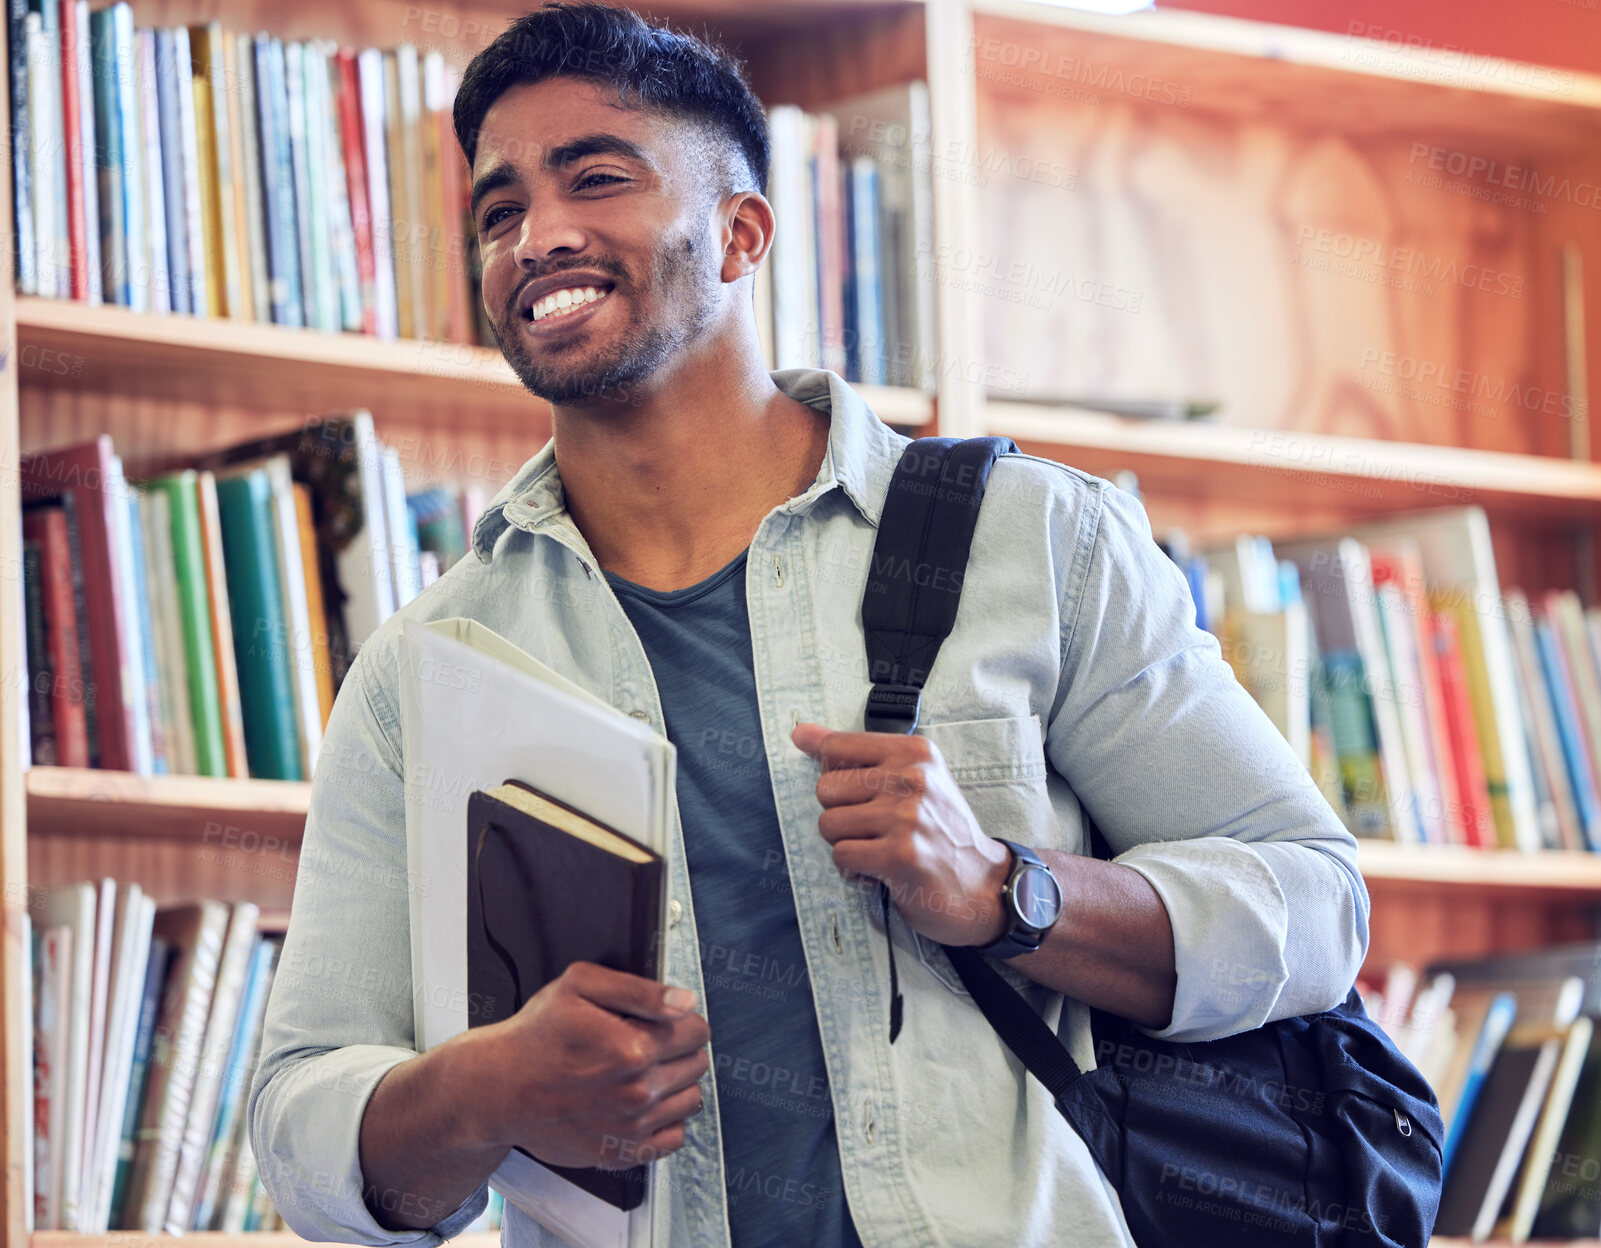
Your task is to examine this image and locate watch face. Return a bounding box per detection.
[1012,864,1063,930]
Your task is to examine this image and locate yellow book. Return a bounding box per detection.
[420,51,450,344]
[189,36,223,317]
[190,24,242,318]
[293,485,335,729]
[221,34,256,321]
[1435,590,1516,848]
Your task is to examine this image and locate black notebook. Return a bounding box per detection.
[466,780,665,1212]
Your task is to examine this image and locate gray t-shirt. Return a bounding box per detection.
[606,549,863,1248]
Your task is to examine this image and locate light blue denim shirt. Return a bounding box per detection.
[248,368,1369,1248]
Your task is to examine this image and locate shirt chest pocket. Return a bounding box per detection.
[910,713,1054,996]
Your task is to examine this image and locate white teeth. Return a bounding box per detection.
[529,285,609,322]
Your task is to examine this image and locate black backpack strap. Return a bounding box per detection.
[943,945,1087,1098]
[863,436,1017,732]
[860,435,1015,1042]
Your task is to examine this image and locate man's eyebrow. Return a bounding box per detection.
[544,133,653,171]
[470,162,522,219]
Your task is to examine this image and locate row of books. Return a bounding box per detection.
[1166,506,1565,853]
[1361,943,1601,1242]
[20,419,487,776]
[29,884,282,1232]
[8,4,480,343]
[759,85,938,390]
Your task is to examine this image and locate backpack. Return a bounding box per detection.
[861,435,1444,1247]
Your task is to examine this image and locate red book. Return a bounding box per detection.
[21,507,90,767]
[337,49,378,337]
[20,437,135,770]
[58,0,86,300]
[1429,608,1495,848]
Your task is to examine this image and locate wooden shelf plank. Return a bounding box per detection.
[25,766,310,844]
[14,298,935,436]
[986,401,1601,534]
[1359,841,1601,895]
[972,0,1601,145]
[30,1232,501,1248]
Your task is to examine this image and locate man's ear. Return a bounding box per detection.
[721,191,775,284]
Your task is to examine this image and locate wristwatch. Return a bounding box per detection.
[969,840,1063,959]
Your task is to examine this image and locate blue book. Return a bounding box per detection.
[152,29,189,315]
[191,938,276,1229]
[125,494,167,774]
[844,157,884,385]
[9,0,33,293]
[1442,990,1518,1178]
[111,2,144,311]
[1536,617,1601,851]
[108,936,171,1226]
[255,34,303,327]
[89,6,126,304]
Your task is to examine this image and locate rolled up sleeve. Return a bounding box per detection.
[1045,481,1369,1042]
[246,642,489,1244]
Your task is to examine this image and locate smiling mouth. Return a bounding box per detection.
[523,283,615,325]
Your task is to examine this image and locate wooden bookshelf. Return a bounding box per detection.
[5,0,1601,1242]
[29,1233,503,1248]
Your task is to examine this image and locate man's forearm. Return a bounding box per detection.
[358,1032,504,1232]
[1000,849,1178,1031]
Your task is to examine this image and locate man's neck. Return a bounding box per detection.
[549,334,832,592]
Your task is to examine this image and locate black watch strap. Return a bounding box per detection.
[968,840,1054,960]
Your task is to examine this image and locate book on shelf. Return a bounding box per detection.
[22,875,372,1233]
[8,9,478,345]
[18,424,485,777]
[1360,942,1601,1243]
[1165,505,1601,855]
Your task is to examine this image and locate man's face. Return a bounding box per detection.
[469,77,726,406]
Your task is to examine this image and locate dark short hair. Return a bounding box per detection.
[453,3,770,196]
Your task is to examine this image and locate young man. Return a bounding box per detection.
[248,5,1368,1246]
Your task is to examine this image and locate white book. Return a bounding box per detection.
[135,29,169,314]
[25,16,57,297]
[1373,578,1445,843]
[107,456,153,775]
[379,444,421,610]
[357,47,399,339]
[401,618,676,1248]
[88,888,154,1230]
[41,882,95,1232]
[765,104,811,370]
[165,902,258,1233]
[33,923,72,1229]
[172,26,207,315]
[74,878,116,1230]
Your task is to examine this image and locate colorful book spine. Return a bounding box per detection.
[336,48,377,336]
[255,35,303,327]
[1537,615,1601,850]
[152,29,189,315]
[72,0,100,304]
[214,470,302,781]
[87,8,122,303]
[151,474,227,777]
[22,508,89,767]
[232,32,269,324]
[135,27,169,314]
[357,47,398,339]
[11,0,35,294]
[282,40,319,331]
[111,3,144,312]
[56,0,84,300]
[220,31,255,321]
[125,494,169,774]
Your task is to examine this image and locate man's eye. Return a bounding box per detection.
[481,205,518,230]
[575,173,626,191]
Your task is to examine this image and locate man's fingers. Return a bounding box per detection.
[564,962,698,1022]
[816,765,919,806]
[801,726,925,772]
[817,802,893,845]
[830,837,893,880]
[635,1080,707,1137]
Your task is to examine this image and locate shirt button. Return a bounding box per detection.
[863,1101,876,1144]
[669,899,683,927]
[628,709,650,721]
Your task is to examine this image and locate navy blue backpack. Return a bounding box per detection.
[861,436,1444,1247]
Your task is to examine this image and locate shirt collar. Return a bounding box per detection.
[471,368,907,564]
